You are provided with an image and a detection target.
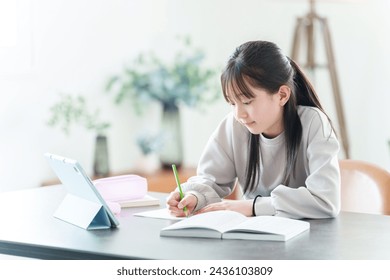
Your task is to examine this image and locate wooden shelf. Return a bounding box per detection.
[42,167,197,194]
[141,168,197,193]
[42,166,240,199]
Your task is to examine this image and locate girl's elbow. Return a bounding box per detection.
[328,207,340,218]
[324,200,341,218]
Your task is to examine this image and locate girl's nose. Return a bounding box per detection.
[235,104,247,119]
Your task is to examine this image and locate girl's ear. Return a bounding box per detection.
[278,85,291,106]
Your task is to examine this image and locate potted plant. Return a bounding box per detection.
[47,93,111,176]
[106,36,218,168]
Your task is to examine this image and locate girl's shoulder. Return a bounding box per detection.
[298,105,334,138]
[298,105,325,118]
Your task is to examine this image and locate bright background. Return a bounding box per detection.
[1,0,390,192]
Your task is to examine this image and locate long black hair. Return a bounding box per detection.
[221,41,331,194]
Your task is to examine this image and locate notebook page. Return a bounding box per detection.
[134,208,184,220]
[227,216,309,235]
[164,210,248,232]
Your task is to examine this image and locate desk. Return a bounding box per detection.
[1,186,390,260]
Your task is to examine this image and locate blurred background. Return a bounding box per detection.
[1,0,389,192]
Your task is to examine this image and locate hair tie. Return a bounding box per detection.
[252,195,262,216]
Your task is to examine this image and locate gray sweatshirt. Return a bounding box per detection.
[182,106,341,219]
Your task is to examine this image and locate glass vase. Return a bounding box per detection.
[159,104,183,169]
[93,134,110,177]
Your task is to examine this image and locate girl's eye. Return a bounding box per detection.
[243,100,252,105]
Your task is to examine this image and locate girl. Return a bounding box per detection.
[167,40,340,219]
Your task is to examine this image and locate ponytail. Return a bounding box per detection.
[287,57,325,111]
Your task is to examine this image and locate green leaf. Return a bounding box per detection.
[106,36,220,114]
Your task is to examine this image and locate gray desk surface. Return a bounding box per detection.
[0,185,389,260]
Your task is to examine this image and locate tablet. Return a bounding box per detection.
[45,153,119,230]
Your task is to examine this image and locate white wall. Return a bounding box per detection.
[1,0,389,192]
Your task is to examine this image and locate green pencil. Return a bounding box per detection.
[172,164,188,216]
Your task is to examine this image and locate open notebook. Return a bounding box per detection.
[160,210,310,241]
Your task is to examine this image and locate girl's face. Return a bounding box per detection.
[228,84,289,138]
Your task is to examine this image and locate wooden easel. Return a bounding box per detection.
[291,0,350,158]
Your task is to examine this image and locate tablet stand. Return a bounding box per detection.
[54,194,111,230]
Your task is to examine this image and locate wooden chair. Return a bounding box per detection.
[339,159,390,215]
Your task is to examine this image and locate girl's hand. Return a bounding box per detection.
[166,191,197,217]
[197,200,253,217]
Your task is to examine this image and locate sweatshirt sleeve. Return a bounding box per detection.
[254,109,341,219]
[180,115,239,211]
